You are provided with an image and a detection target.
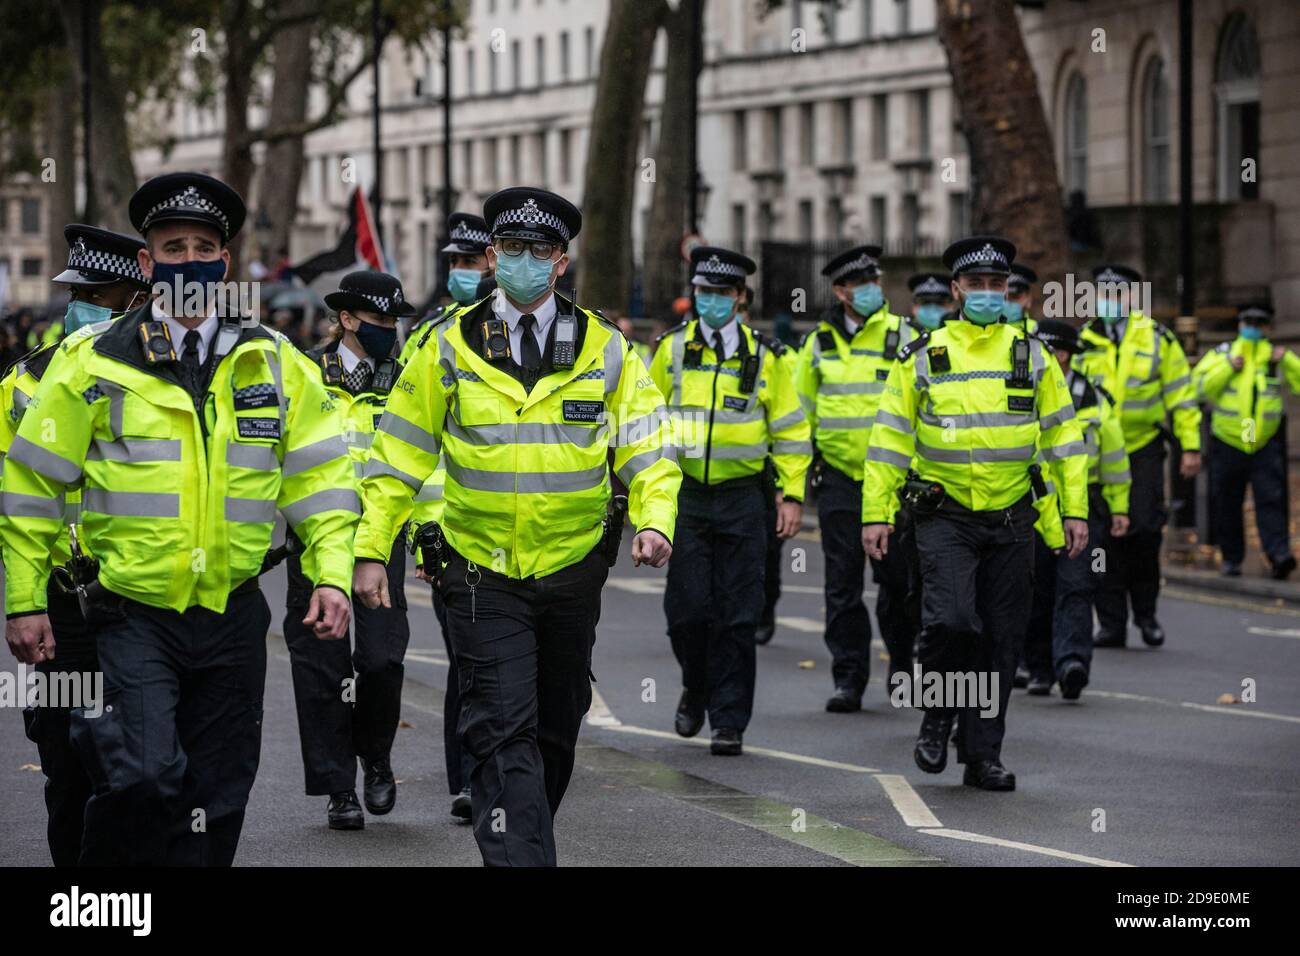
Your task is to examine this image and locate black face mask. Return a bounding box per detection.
[354,320,397,359]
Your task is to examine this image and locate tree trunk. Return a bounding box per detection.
[577,0,669,312]
[45,54,79,280]
[220,0,259,277]
[258,0,317,263]
[55,0,136,233]
[642,0,702,321]
[935,0,1067,290]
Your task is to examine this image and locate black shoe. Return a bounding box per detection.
[1136,619,1164,647]
[1271,555,1297,581]
[327,790,364,830]
[450,787,472,821]
[963,759,1016,791]
[755,618,775,645]
[1026,674,1053,696]
[1058,661,1089,701]
[710,728,743,756]
[1093,629,1126,648]
[914,714,952,774]
[361,756,397,815]
[825,686,862,713]
[1221,561,1242,577]
[1013,666,1030,689]
[674,690,706,738]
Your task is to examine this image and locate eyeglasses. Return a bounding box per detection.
[495,238,557,261]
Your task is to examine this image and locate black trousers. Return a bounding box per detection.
[432,588,473,794]
[665,478,766,731]
[914,496,1036,764]
[1208,433,1292,566]
[21,584,96,867]
[440,545,607,867]
[761,463,782,627]
[74,587,270,866]
[283,535,410,794]
[818,465,917,692]
[1096,438,1166,633]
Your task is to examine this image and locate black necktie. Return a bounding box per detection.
[180,329,202,395]
[519,314,542,372]
[712,332,725,360]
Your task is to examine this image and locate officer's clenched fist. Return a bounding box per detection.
[6,613,54,664]
[631,529,672,568]
[303,586,352,639]
[353,561,390,610]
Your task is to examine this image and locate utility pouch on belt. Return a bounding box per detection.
[602,495,629,567]
[899,469,945,515]
[412,520,448,585]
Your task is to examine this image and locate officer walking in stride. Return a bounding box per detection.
[794,245,917,710]
[282,271,413,830]
[1074,264,1200,648]
[1193,302,1299,579]
[650,246,810,755]
[907,272,952,334]
[352,187,681,866]
[1,224,149,866]
[862,236,1088,791]
[1,172,358,865]
[1002,263,1038,331]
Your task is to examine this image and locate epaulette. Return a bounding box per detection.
[755,331,786,356]
[654,320,688,347]
[59,317,116,353]
[2,343,51,380]
[898,331,931,361]
[1157,323,1178,344]
[797,327,818,350]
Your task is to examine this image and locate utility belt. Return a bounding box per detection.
[680,473,764,494]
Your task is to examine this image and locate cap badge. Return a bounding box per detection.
[180,186,200,207]
[393,288,403,303]
[72,238,88,258]
[521,198,540,226]
[707,254,722,269]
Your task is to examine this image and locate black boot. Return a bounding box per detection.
[449,787,472,821]
[1026,674,1053,696]
[1136,618,1164,647]
[914,713,953,774]
[1271,555,1297,581]
[710,727,743,756]
[1013,665,1030,689]
[1093,628,1126,648]
[674,690,706,738]
[327,790,364,830]
[361,756,397,815]
[963,759,1016,791]
[1058,660,1088,701]
[825,685,862,713]
[755,614,775,646]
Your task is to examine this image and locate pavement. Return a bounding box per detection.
[2,524,1297,868]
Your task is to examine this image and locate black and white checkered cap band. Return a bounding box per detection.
[66,243,146,284]
[350,289,402,312]
[952,243,1009,273]
[912,276,949,297]
[492,204,571,242]
[830,254,878,283]
[450,222,491,245]
[141,186,230,236]
[695,257,746,280]
[1239,307,1272,321]
[1095,268,1131,285]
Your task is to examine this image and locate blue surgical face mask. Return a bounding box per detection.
[494,251,556,303]
[64,298,113,335]
[915,303,946,330]
[695,292,736,329]
[1240,324,1264,342]
[1097,298,1124,324]
[961,290,1005,326]
[1001,301,1024,324]
[447,268,482,304]
[150,258,228,314]
[851,283,884,317]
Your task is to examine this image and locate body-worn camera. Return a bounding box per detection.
[139,321,176,363]
[483,318,511,361]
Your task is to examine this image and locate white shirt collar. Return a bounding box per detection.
[153,300,219,364]
[337,341,373,373]
[703,318,741,359]
[495,289,558,337]
[841,308,861,338]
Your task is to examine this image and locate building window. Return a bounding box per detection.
[560,31,570,80]
[758,201,775,241]
[731,203,747,248]
[895,0,910,34]
[827,197,845,242]
[462,140,474,191]
[791,0,802,31]
[800,103,815,167]
[559,128,572,183]
[466,48,476,95]
[584,26,595,77]
[765,107,783,169]
[835,98,854,163]
[0,198,7,232]
[732,111,748,171]
[862,0,874,38]
[798,200,814,241]
[536,132,548,183]
[908,89,930,157]
[1063,73,1088,197]
[484,138,499,188]
[871,94,888,160]
[825,4,837,43]
[870,195,887,243]
[1142,58,1170,202]
[488,44,498,93]
[20,198,40,234]
[22,257,42,277]
[509,134,522,181]
[948,191,969,240]
[1215,13,1261,201]
[535,36,546,87]
[901,193,919,246]
[511,39,521,90]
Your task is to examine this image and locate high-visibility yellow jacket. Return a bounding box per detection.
[1193,337,1300,453]
[1002,313,1039,333]
[861,319,1088,524]
[650,319,811,498]
[355,294,681,579]
[397,316,451,536]
[793,304,919,482]
[1074,314,1200,454]
[302,342,399,484]
[0,306,359,615]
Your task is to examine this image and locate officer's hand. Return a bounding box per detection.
[1180,450,1202,478]
[631,530,672,568]
[304,587,352,640]
[415,566,433,583]
[7,613,56,664]
[775,499,802,540]
[862,523,893,560]
[1230,355,1245,371]
[1111,514,1130,538]
[1063,518,1089,559]
[1272,345,1287,363]
[352,562,390,609]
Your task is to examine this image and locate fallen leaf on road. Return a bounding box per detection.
[1216,693,1241,705]
[398,719,414,728]
[798,660,816,670]
[19,763,41,772]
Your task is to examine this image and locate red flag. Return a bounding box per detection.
[355,188,385,271]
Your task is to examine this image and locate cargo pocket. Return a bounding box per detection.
[21,706,40,745]
[70,686,135,794]
[455,664,482,758]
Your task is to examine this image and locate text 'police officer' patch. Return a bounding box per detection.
[562,400,604,423]
[232,383,278,411]
[723,395,749,412]
[1007,395,1035,413]
[236,417,281,440]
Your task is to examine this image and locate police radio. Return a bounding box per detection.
[372,358,399,393]
[482,318,511,361]
[883,326,900,360]
[553,293,577,369]
[1009,336,1033,390]
[139,321,176,363]
[740,354,760,393]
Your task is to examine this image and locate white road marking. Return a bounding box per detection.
[1246,626,1300,639]
[602,723,880,772]
[587,685,622,727]
[404,651,449,667]
[873,774,943,828]
[918,828,1133,867]
[1088,690,1300,724]
[605,577,875,600]
[774,615,825,633]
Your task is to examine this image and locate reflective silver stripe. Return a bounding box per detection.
[707,442,770,461]
[1037,406,1076,430]
[97,379,125,437]
[615,407,666,446]
[1125,376,1146,389]
[874,410,912,434]
[671,331,686,406]
[227,441,278,470]
[7,436,83,483]
[1100,447,1127,464]
[414,481,444,502]
[1169,398,1197,411]
[363,458,424,490]
[347,431,374,449]
[1162,374,1190,393]
[446,458,607,493]
[919,410,1032,429]
[1210,404,1236,417]
[1123,394,1162,410]
[603,331,624,397]
[283,435,349,477]
[1263,411,1282,420]
[1029,336,1046,382]
[83,488,179,517]
[88,437,183,463]
[818,415,875,429]
[225,497,277,523]
[917,442,968,464]
[13,387,30,412]
[917,441,1036,464]
[1,491,63,519]
[64,499,80,523]
[376,410,440,455]
[768,408,806,433]
[820,381,885,395]
[353,461,365,478]
[266,346,288,431]
[772,439,813,456]
[866,446,911,469]
[1103,469,1131,483]
[445,418,606,448]
[281,488,361,527]
[616,447,665,485]
[713,406,763,424]
[1040,440,1088,461]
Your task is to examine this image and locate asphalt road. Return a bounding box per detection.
[2,525,1297,867]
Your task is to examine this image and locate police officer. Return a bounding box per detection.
[1020,320,1131,700]
[794,245,917,711]
[352,186,681,866]
[1075,264,1201,648]
[1,172,358,865]
[1002,263,1038,330]
[1194,302,1299,579]
[862,236,1088,790]
[651,247,810,754]
[907,272,952,334]
[282,271,413,830]
[1,224,149,866]
[413,212,496,337]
